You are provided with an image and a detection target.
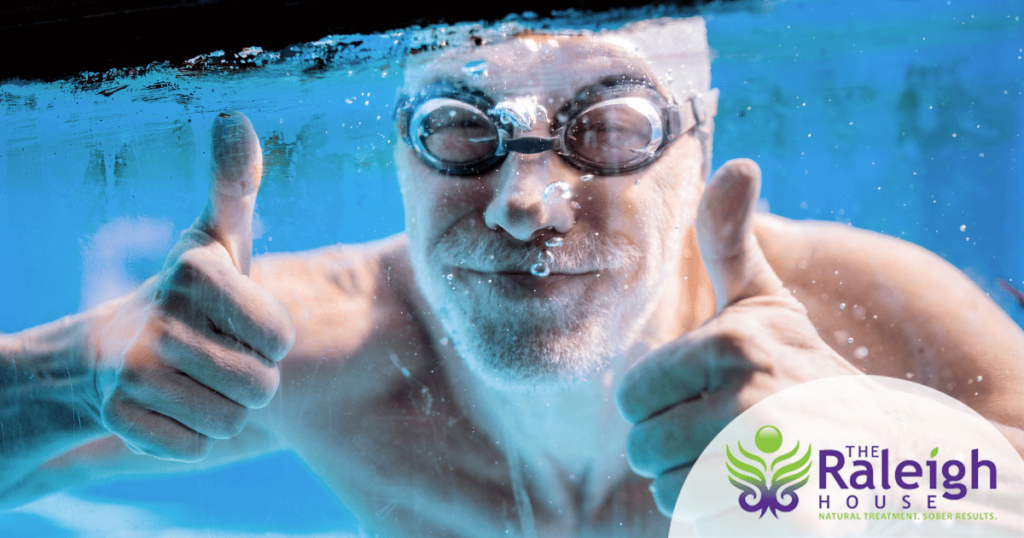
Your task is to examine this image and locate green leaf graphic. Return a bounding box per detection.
[771,439,801,471]
[930,447,938,458]
[773,443,813,487]
[738,440,767,471]
[727,444,765,484]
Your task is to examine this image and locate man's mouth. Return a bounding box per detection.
[447,266,602,299]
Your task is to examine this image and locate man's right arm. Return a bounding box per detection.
[0,311,108,507]
[0,111,295,507]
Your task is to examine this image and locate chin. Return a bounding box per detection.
[415,261,660,392]
[446,301,619,391]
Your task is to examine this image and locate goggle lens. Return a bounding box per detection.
[565,100,657,167]
[419,102,499,166]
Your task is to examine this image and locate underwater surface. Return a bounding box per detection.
[0,0,1021,535]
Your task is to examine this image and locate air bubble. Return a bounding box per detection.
[530,262,550,277]
[545,237,564,248]
[542,181,571,205]
[461,60,488,79]
[848,337,854,344]
[580,174,594,182]
[635,179,641,186]
[537,250,554,263]
[570,201,581,210]
[840,303,846,309]
[446,274,453,281]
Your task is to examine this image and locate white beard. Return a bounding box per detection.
[410,220,679,391]
[423,274,623,389]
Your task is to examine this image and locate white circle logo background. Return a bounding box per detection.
[670,376,1024,537]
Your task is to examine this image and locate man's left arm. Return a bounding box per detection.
[615,159,1024,517]
[754,211,1024,449]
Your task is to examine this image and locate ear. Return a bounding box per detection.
[696,88,719,183]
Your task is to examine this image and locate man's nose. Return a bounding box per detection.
[483,152,576,242]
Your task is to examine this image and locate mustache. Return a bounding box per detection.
[432,228,642,273]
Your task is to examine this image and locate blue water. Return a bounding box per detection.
[1,0,1020,535]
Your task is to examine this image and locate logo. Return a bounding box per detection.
[726,425,813,518]
[672,377,1023,537]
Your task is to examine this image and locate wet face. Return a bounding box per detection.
[396,35,706,390]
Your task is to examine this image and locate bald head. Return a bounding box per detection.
[402,17,709,102]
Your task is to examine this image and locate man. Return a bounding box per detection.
[1,16,1022,537]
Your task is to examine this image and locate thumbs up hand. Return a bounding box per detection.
[90,112,295,462]
[615,159,859,516]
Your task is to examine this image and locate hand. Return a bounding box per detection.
[615,159,859,516]
[88,112,296,462]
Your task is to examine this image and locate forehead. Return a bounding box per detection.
[402,35,665,103]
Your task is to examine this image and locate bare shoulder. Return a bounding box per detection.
[753,213,1024,428]
[246,236,477,498]
[247,235,437,440]
[250,234,417,360]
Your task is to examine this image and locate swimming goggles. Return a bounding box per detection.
[396,79,708,176]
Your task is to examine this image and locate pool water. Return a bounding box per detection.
[1,0,1020,535]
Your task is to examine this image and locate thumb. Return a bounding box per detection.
[695,158,783,313]
[182,111,263,276]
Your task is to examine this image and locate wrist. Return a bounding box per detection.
[1,311,107,437]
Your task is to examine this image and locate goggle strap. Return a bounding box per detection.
[666,107,683,142]
[692,95,707,125]
[665,95,708,144]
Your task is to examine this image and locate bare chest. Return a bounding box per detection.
[277,360,668,537]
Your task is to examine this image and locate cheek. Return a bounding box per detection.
[395,147,493,249]
[645,139,705,232]
[573,137,703,234]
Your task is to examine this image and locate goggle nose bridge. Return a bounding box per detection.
[494,130,565,156]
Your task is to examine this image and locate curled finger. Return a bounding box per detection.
[158,317,281,409]
[617,330,753,424]
[626,388,739,478]
[101,390,215,462]
[650,464,693,517]
[120,366,249,440]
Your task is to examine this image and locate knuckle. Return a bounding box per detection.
[167,250,213,291]
[221,405,249,437]
[219,353,280,408]
[100,390,134,432]
[120,342,155,385]
[260,299,296,362]
[614,387,637,424]
[205,403,248,439]
[625,425,655,477]
[242,363,280,408]
[615,382,645,424]
[273,315,298,362]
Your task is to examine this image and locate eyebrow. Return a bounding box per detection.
[585,74,660,94]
